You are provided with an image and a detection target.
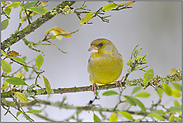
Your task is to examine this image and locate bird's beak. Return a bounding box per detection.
[88,45,98,53]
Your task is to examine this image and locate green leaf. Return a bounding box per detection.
[132,86,142,94]
[134,98,146,112]
[118,111,133,121]
[143,69,154,86]
[169,106,182,113]
[10,56,27,66]
[13,91,28,103]
[28,7,48,15]
[84,12,95,24]
[134,119,143,122]
[171,83,182,92]
[1,50,8,57]
[1,19,9,31]
[172,89,181,98]
[1,59,11,73]
[164,84,172,96]
[24,66,29,72]
[109,112,118,122]
[16,111,22,117]
[35,54,44,70]
[169,113,174,122]
[42,75,51,95]
[174,100,181,107]
[6,77,27,85]
[152,110,166,116]
[4,7,11,16]
[156,88,164,98]
[148,113,165,121]
[102,90,118,96]
[22,56,27,61]
[23,1,37,9]
[93,113,101,122]
[80,18,85,26]
[56,35,62,41]
[8,2,21,8]
[15,73,25,79]
[102,3,117,11]
[124,95,136,106]
[26,110,42,114]
[134,92,150,98]
[2,1,6,6]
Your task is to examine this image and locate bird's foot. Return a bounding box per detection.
[92,83,99,94]
[114,76,125,91]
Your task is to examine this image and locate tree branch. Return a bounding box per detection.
[1,70,182,98]
[1,1,76,51]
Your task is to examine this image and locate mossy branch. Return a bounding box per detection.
[1,1,76,51]
[1,70,182,98]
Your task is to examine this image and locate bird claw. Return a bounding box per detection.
[92,83,99,94]
[114,76,125,91]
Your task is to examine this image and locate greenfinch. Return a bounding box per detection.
[87,38,123,93]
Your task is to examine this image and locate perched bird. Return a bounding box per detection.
[87,38,123,93]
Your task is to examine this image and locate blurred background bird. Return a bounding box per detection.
[87,38,123,93]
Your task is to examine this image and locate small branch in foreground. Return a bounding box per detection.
[1,71,182,98]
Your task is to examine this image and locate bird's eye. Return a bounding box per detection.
[98,43,103,47]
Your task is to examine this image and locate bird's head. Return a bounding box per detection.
[88,38,118,56]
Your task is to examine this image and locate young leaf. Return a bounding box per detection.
[171,82,182,92]
[35,54,44,71]
[6,77,27,85]
[1,19,9,31]
[8,51,19,57]
[26,110,42,114]
[24,66,29,72]
[1,59,11,73]
[10,56,27,66]
[164,84,172,96]
[80,18,85,26]
[93,113,101,122]
[23,1,37,9]
[22,56,27,61]
[143,69,154,86]
[102,90,118,96]
[84,12,95,24]
[8,2,21,8]
[12,91,28,103]
[48,35,57,39]
[42,75,51,95]
[168,113,174,122]
[48,28,71,39]
[169,106,182,113]
[172,89,181,98]
[16,111,22,117]
[1,81,9,90]
[134,98,146,112]
[132,86,142,94]
[174,100,181,107]
[1,50,8,57]
[148,113,165,121]
[40,1,48,3]
[4,7,11,16]
[134,92,150,98]
[109,112,118,122]
[102,3,116,11]
[124,95,136,106]
[126,1,135,5]
[156,88,164,98]
[15,73,25,79]
[118,111,133,121]
[28,7,48,15]
[152,110,166,116]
